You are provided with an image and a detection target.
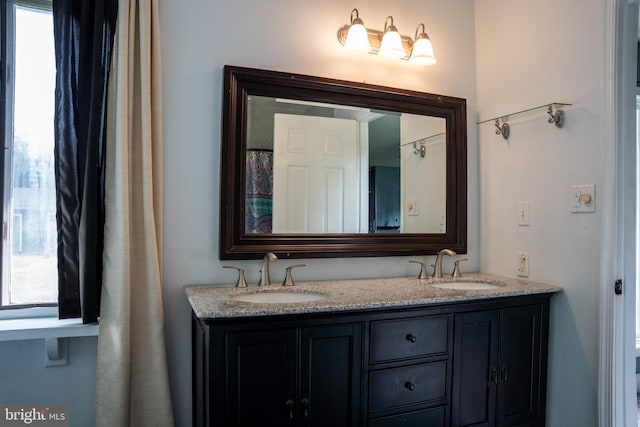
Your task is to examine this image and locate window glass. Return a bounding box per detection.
[2,2,56,306]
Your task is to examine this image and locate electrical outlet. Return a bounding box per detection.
[517,252,529,277]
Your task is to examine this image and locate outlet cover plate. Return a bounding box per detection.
[517,252,529,277]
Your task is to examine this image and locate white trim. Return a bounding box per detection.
[600,0,639,426]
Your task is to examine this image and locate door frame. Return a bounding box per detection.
[600,0,638,425]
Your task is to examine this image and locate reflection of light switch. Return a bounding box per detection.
[570,185,595,213]
[407,197,419,216]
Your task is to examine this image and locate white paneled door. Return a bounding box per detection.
[273,114,360,233]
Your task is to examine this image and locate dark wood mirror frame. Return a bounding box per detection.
[220,65,467,260]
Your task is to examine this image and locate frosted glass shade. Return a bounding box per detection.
[409,37,436,65]
[379,30,405,58]
[344,23,371,52]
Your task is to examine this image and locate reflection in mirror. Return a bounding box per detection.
[245,96,446,235]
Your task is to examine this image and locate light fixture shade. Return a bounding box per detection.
[379,16,405,58]
[345,22,371,52]
[379,29,404,58]
[410,24,436,65]
[410,37,436,65]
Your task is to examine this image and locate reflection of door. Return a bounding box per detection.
[273,114,360,233]
[369,166,400,233]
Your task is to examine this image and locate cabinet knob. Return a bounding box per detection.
[285,399,294,419]
[301,397,309,418]
[404,381,416,391]
[500,366,508,382]
[406,333,417,343]
[489,368,498,384]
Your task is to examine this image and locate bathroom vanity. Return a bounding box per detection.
[186,274,560,427]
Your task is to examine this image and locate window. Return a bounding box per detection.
[1,0,56,308]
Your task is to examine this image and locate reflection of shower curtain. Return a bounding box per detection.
[245,150,273,233]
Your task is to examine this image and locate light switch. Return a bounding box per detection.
[570,185,595,213]
[407,197,418,216]
[517,201,530,226]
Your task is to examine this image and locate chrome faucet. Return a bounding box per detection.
[258,252,278,286]
[433,249,456,278]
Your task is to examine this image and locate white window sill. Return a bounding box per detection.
[0,317,99,342]
[0,310,99,366]
[0,309,98,342]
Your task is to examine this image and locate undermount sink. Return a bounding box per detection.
[230,291,328,304]
[429,281,502,290]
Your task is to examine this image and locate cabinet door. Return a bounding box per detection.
[226,328,297,427]
[451,310,500,427]
[300,324,362,427]
[498,304,542,427]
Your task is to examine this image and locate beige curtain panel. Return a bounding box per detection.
[95,0,174,425]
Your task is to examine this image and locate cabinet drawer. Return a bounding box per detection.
[369,361,447,412]
[370,315,449,363]
[368,406,445,427]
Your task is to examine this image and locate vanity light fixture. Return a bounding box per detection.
[337,9,437,65]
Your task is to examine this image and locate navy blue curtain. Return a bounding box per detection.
[53,0,117,322]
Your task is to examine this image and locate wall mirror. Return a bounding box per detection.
[220,65,467,259]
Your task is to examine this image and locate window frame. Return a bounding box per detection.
[0,0,56,310]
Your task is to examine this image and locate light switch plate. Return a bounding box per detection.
[517,201,530,226]
[407,197,419,216]
[570,184,595,213]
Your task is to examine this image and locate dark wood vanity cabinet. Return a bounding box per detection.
[192,294,551,427]
[451,304,548,427]
[193,318,362,427]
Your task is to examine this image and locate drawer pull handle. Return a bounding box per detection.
[404,381,416,391]
[406,333,417,343]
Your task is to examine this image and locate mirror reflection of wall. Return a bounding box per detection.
[244,96,446,234]
[401,115,447,233]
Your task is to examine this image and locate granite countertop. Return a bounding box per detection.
[185,273,562,320]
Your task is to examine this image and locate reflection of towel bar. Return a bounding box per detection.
[400,132,446,148]
[400,133,446,158]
